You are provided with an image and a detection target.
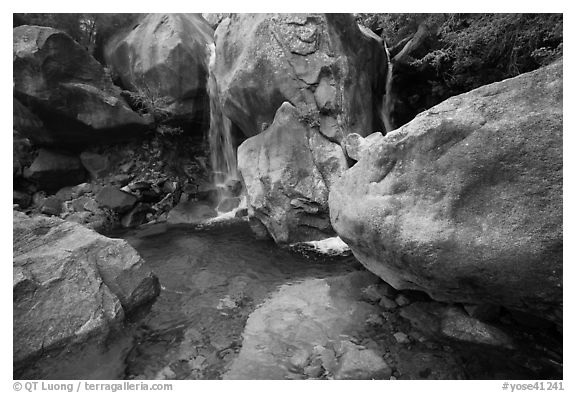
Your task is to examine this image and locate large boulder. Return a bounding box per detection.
[13,211,160,370]
[104,14,214,127]
[329,61,563,322]
[238,102,347,243]
[213,13,386,140]
[13,25,149,148]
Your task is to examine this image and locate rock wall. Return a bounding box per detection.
[329,60,563,322]
[213,13,387,140]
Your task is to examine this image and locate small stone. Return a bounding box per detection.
[393,332,410,344]
[379,296,398,310]
[390,376,397,380]
[395,294,411,307]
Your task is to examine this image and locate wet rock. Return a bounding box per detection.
[238,102,347,243]
[334,342,391,380]
[80,152,111,179]
[329,61,563,323]
[105,14,214,126]
[225,179,242,195]
[95,186,138,213]
[217,197,241,213]
[224,271,380,379]
[167,200,217,224]
[13,211,160,370]
[13,25,148,148]
[24,149,86,192]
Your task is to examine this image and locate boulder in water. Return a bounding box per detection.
[13,25,148,148]
[104,14,214,128]
[329,61,563,322]
[237,102,347,243]
[13,211,160,370]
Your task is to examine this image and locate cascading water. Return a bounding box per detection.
[206,43,245,215]
[381,41,395,133]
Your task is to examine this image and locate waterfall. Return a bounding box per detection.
[381,41,395,133]
[206,43,244,215]
[207,43,238,185]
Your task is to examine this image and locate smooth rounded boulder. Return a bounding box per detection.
[13,25,149,148]
[329,61,563,323]
[238,102,348,243]
[104,14,214,127]
[213,13,386,140]
[13,211,160,371]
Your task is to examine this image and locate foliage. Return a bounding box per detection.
[156,125,184,136]
[125,83,172,122]
[357,13,563,94]
[356,13,562,127]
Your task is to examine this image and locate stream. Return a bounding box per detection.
[19,219,562,380]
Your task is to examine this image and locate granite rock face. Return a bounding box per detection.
[329,61,563,322]
[105,14,214,127]
[13,212,160,370]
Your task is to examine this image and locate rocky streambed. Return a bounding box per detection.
[15,218,562,380]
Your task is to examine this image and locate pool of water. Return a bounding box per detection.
[18,219,562,380]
